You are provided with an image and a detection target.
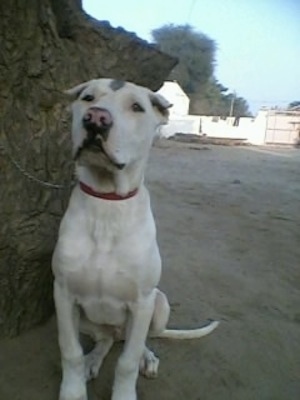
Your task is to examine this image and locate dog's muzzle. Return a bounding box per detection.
[74,107,125,170]
[83,107,113,142]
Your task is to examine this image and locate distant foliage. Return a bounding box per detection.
[288,101,300,109]
[190,79,251,117]
[152,24,251,117]
[152,24,215,93]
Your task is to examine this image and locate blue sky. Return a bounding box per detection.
[83,0,300,114]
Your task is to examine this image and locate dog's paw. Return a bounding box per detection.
[84,351,102,381]
[139,348,159,379]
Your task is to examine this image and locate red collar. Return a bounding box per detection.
[79,181,138,200]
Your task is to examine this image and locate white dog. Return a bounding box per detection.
[52,78,218,400]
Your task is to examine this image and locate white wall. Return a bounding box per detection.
[199,111,267,145]
[250,110,268,145]
[160,115,201,138]
[200,117,247,139]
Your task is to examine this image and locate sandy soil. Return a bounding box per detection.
[1,142,300,400]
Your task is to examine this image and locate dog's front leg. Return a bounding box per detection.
[54,281,87,400]
[112,292,156,400]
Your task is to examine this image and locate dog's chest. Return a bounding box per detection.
[72,218,159,325]
[53,190,161,324]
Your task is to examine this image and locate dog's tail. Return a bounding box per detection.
[155,320,219,340]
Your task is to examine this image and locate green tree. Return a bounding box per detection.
[232,96,251,117]
[152,24,251,117]
[152,24,215,93]
[288,101,300,109]
[189,79,251,117]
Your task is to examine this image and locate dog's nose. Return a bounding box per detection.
[83,107,113,134]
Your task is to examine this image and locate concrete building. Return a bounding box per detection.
[157,81,201,137]
[157,81,189,116]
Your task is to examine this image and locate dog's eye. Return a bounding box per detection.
[132,103,145,112]
[81,94,95,102]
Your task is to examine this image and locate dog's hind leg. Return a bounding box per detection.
[150,289,170,335]
[79,316,114,381]
[139,347,159,379]
[150,288,219,340]
[85,337,114,381]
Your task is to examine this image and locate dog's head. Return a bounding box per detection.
[65,79,171,171]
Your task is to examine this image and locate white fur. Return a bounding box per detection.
[52,79,218,400]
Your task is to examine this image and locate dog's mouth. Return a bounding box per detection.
[74,129,125,170]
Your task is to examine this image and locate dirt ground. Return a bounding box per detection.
[1,142,300,400]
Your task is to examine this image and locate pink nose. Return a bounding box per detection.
[83,107,113,128]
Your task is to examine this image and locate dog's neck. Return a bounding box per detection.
[76,160,147,197]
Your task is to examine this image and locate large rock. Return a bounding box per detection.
[0,0,177,337]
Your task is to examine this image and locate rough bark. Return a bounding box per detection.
[0,0,176,337]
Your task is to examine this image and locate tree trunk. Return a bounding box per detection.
[0,0,176,337]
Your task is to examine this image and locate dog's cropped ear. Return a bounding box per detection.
[64,81,90,100]
[150,93,173,124]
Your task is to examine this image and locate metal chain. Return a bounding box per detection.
[0,141,75,189]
